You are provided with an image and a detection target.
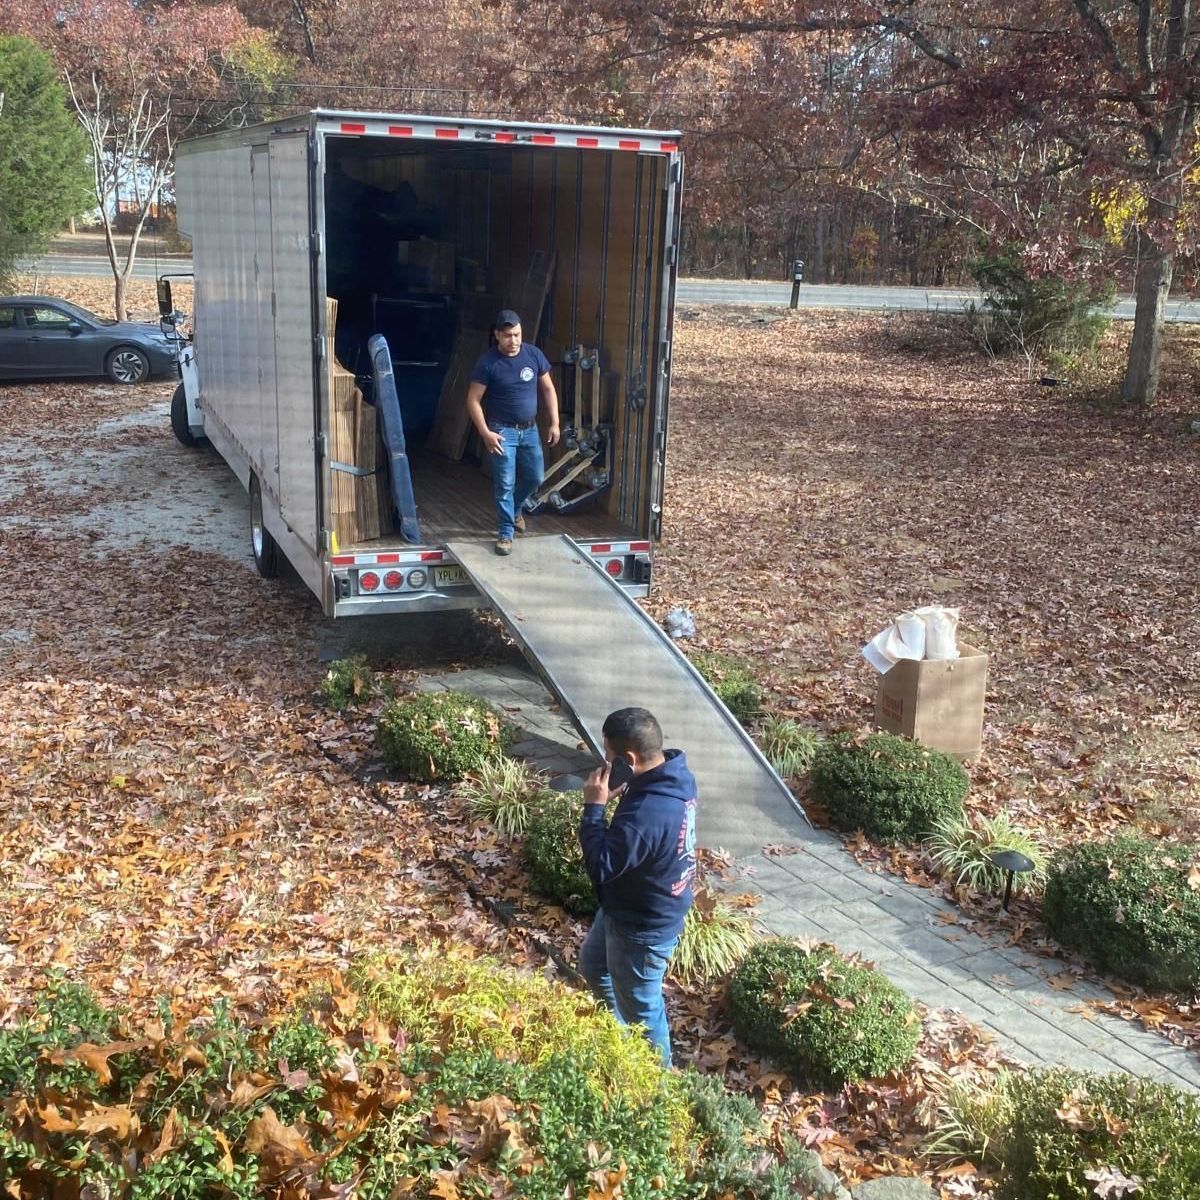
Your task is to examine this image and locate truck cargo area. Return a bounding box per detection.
[321,129,673,551]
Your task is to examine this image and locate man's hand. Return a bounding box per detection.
[583,761,611,806]
[546,423,560,447]
[482,429,505,455]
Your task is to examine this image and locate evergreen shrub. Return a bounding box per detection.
[376,690,511,782]
[812,731,968,841]
[1042,835,1200,992]
[728,939,920,1085]
[690,652,762,725]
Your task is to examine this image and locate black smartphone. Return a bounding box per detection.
[605,755,634,791]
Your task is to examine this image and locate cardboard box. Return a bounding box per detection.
[874,642,988,758]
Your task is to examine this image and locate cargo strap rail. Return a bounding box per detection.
[446,535,810,858]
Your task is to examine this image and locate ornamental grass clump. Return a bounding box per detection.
[1042,835,1200,993]
[756,715,823,778]
[995,1067,1200,1200]
[376,690,511,782]
[728,939,920,1085]
[670,887,759,985]
[522,789,600,915]
[459,754,551,836]
[318,654,374,711]
[812,731,968,842]
[689,651,762,725]
[925,811,1047,895]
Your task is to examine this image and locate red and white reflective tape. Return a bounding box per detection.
[330,550,446,568]
[330,119,677,155]
[584,541,651,556]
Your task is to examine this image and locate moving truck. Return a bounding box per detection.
[171,108,683,616]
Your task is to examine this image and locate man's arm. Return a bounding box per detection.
[538,372,560,446]
[466,381,504,456]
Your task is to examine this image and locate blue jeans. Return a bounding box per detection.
[579,908,679,1066]
[488,422,544,539]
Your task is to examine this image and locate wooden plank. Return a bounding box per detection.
[353,389,381,541]
[428,331,489,460]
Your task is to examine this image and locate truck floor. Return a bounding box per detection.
[351,453,635,549]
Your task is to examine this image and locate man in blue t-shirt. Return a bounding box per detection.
[465,309,560,555]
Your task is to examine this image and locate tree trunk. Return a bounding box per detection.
[1121,236,1173,406]
[114,273,128,322]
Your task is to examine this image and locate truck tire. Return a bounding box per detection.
[170,382,206,447]
[249,473,280,579]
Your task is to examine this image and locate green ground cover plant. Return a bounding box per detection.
[689,652,762,725]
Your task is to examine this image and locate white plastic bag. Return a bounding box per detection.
[917,605,960,660]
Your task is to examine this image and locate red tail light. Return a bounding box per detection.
[383,570,403,590]
[605,558,623,577]
[359,571,380,592]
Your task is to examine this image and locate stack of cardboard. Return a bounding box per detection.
[326,298,384,549]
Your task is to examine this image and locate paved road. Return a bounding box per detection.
[17,255,1200,322]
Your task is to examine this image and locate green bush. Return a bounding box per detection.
[924,1069,1019,1166]
[997,1068,1200,1200]
[318,654,374,711]
[812,731,968,842]
[522,789,601,914]
[678,1069,841,1199]
[690,651,762,725]
[756,715,822,778]
[1042,835,1200,993]
[376,690,512,782]
[671,889,759,985]
[966,247,1113,368]
[925,811,1047,895]
[460,754,551,835]
[727,939,920,1085]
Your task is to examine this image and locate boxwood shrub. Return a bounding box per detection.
[1042,835,1200,993]
[689,651,762,725]
[811,731,968,841]
[522,790,600,915]
[727,939,920,1085]
[997,1067,1200,1200]
[376,690,511,782]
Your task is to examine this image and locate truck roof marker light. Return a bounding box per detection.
[660,142,679,153]
[359,571,380,592]
[340,122,366,134]
[331,555,355,566]
[388,125,413,137]
[495,132,516,143]
[576,137,600,148]
[435,128,459,139]
[618,140,642,151]
[383,570,403,590]
[531,134,556,146]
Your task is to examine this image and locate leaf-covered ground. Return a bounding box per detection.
[3,276,1198,1192]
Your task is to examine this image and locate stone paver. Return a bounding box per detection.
[424,660,1200,1093]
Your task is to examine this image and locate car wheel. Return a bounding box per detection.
[106,346,150,384]
[170,382,207,448]
[249,473,280,579]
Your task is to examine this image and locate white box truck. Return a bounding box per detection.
[171,108,683,617]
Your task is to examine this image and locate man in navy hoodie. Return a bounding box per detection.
[578,707,697,1066]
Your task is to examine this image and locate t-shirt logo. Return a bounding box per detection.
[519,367,535,382]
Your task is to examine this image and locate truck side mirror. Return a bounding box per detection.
[156,279,173,317]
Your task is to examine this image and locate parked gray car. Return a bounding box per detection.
[0,296,180,384]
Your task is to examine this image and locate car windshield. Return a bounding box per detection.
[58,299,116,327]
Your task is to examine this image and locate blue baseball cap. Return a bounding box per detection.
[493,309,521,330]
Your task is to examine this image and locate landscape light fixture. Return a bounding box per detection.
[988,849,1036,911]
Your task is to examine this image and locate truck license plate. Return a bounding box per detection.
[434,565,469,587]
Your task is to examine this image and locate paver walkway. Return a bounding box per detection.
[421,661,1200,1093]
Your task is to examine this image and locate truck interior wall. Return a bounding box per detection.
[326,137,666,541]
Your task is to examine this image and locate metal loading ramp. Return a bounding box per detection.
[447,535,810,858]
